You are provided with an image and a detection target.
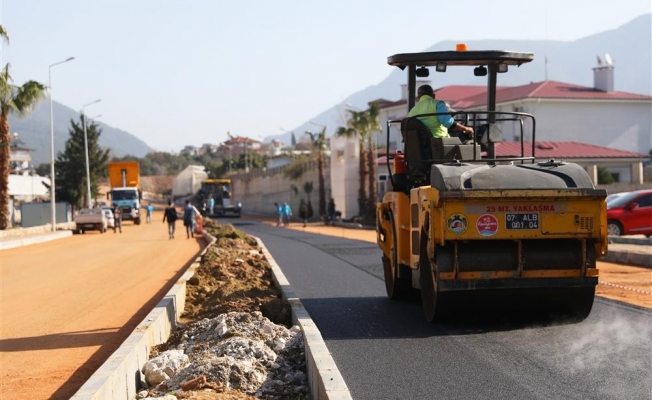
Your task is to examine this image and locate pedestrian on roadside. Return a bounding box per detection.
[162,201,178,239]
[274,202,283,227]
[146,203,154,224]
[327,198,336,225]
[281,202,292,227]
[208,196,215,216]
[183,200,201,239]
[112,204,122,234]
[299,199,308,227]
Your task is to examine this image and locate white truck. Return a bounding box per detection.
[75,208,108,234]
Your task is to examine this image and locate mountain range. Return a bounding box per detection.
[9,99,152,166]
[9,14,651,163]
[269,14,652,145]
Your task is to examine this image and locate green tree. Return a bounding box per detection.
[0,27,47,228]
[35,163,50,177]
[302,181,313,204]
[300,181,314,225]
[282,154,310,181]
[307,127,327,217]
[55,116,109,209]
[597,166,615,184]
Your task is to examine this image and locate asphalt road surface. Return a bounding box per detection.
[236,220,652,400]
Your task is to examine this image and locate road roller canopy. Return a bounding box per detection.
[387,50,534,68]
[388,47,534,112]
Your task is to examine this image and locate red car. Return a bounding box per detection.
[606,189,652,236]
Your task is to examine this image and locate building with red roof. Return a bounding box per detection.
[378,63,651,156]
[328,61,651,216]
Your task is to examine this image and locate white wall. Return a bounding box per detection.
[382,96,651,155]
[8,174,50,200]
[330,135,361,219]
[499,99,651,154]
[230,160,330,217]
[378,104,407,153]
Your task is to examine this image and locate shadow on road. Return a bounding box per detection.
[302,295,593,341]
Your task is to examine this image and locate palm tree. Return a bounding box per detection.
[0,26,8,44]
[0,28,46,229]
[336,103,381,220]
[307,127,327,218]
[363,102,381,220]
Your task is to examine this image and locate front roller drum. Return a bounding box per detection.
[419,230,447,322]
[381,209,415,301]
[382,255,414,300]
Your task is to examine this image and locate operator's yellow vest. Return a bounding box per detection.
[407,96,449,138]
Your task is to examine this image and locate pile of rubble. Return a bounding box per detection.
[138,221,311,399]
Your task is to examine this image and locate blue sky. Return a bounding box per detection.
[2,0,650,152]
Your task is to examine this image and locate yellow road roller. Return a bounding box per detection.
[376,47,607,322]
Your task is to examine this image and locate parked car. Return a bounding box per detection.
[606,189,652,236]
[75,208,108,234]
[103,208,115,229]
[606,192,628,205]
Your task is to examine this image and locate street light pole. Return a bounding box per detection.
[48,56,75,231]
[245,138,249,173]
[81,99,101,208]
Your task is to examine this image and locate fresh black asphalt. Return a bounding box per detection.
[234,220,652,400]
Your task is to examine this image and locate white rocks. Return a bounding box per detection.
[273,338,286,352]
[214,320,228,336]
[141,349,189,386]
[144,312,310,399]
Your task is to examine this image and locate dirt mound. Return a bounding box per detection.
[141,175,174,194]
[180,223,291,327]
[144,220,304,400]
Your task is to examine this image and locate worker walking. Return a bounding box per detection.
[209,196,215,216]
[281,202,292,227]
[274,202,283,227]
[146,203,154,224]
[112,204,122,234]
[162,201,178,239]
[183,200,201,239]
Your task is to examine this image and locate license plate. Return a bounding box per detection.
[505,213,539,229]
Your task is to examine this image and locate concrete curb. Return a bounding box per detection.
[0,230,72,250]
[71,230,352,400]
[601,249,652,269]
[256,237,353,400]
[608,236,652,246]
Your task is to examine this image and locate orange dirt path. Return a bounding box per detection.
[0,211,204,400]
